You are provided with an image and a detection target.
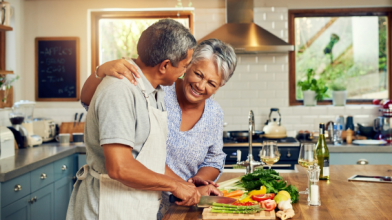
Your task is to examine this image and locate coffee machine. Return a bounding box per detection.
[374,100,392,143]
[8,101,42,147]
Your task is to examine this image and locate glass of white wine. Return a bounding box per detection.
[298,143,318,194]
[260,141,280,169]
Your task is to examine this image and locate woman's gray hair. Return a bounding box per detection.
[137,19,197,67]
[191,39,237,86]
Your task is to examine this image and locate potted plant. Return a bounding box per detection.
[330,81,347,106]
[0,75,19,104]
[297,69,328,106]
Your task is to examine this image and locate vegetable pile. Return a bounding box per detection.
[211,202,263,214]
[237,169,299,203]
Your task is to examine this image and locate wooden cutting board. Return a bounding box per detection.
[202,208,275,219]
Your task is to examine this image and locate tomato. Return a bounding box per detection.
[373,99,381,105]
[251,193,275,202]
[260,199,277,211]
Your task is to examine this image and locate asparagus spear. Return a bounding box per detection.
[211,209,260,214]
[212,203,260,210]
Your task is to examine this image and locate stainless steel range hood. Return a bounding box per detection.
[198,0,294,53]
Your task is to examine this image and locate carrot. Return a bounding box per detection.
[224,190,244,198]
[221,190,228,195]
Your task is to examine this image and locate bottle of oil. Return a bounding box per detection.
[316,123,329,180]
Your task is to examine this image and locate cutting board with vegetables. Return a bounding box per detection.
[202,208,275,219]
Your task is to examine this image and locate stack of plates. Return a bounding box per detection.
[352,140,387,145]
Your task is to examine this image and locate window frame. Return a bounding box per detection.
[90,10,194,76]
[288,7,392,106]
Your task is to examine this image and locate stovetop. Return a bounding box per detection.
[223,137,300,147]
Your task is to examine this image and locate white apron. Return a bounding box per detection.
[77,78,168,220]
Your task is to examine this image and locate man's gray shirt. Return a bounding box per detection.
[66,60,166,220]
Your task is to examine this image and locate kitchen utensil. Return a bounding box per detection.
[72,133,84,144]
[78,113,84,125]
[56,133,70,146]
[202,208,275,219]
[263,108,287,139]
[227,130,264,142]
[73,113,78,127]
[345,116,354,131]
[169,195,237,208]
[33,118,56,142]
[11,100,42,147]
[0,126,15,159]
[348,174,392,183]
[357,123,375,139]
[352,140,387,145]
[373,115,392,143]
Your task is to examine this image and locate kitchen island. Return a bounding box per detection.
[163,164,392,220]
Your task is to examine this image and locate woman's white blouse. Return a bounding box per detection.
[163,84,226,181]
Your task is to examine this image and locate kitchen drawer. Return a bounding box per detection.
[1,172,31,207]
[31,163,54,193]
[54,156,74,181]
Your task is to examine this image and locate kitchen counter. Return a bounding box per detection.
[0,143,86,182]
[163,164,392,220]
[328,144,392,153]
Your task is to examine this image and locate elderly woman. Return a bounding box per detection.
[81,39,237,219]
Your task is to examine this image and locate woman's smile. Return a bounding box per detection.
[189,84,204,97]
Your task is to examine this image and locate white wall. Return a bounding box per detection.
[1,0,390,131]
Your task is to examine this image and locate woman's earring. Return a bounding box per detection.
[212,94,215,100]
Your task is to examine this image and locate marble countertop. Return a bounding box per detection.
[0,143,86,182]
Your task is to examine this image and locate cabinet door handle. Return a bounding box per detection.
[28,198,34,204]
[40,173,47,179]
[14,184,22,192]
[62,165,67,171]
[33,196,37,202]
[287,149,291,158]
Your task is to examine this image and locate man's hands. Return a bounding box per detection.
[97,59,140,85]
[188,176,219,187]
[197,185,223,196]
[171,181,201,206]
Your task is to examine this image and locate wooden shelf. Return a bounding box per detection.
[0,25,13,32]
[0,70,14,75]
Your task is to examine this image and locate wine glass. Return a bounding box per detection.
[260,141,280,169]
[298,143,318,194]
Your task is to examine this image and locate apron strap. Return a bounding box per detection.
[75,164,101,180]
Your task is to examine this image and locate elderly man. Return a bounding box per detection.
[66,19,200,220]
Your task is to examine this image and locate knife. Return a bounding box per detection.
[73,113,78,127]
[78,113,84,125]
[169,195,237,208]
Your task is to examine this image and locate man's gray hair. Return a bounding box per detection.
[191,39,237,86]
[137,19,197,67]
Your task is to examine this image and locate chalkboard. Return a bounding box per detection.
[35,37,80,101]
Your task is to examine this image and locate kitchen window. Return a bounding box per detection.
[288,8,392,105]
[90,10,193,74]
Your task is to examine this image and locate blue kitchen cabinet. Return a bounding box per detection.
[0,153,81,220]
[31,184,54,220]
[1,194,31,220]
[78,154,86,169]
[54,177,73,220]
[330,153,392,165]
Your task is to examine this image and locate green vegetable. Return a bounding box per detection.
[211,203,260,210]
[237,169,300,203]
[211,209,260,214]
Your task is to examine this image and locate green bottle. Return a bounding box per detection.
[316,123,329,180]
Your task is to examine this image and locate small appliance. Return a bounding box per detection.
[0,126,15,159]
[374,100,392,143]
[33,118,56,142]
[263,108,287,139]
[10,100,42,147]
